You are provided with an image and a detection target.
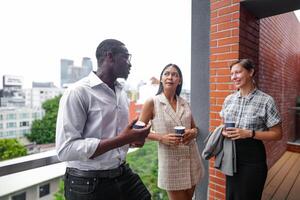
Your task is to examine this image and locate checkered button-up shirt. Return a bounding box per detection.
[220,89,281,131]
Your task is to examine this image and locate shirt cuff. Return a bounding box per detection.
[78,138,100,161]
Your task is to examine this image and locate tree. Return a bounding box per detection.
[26,95,61,144]
[0,138,27,161]
[126,141,168,200]
[54,179,65,200]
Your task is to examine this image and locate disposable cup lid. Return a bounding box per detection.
[135,121,145,126]
[174,126,185,130]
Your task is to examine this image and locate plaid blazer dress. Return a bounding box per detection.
[152,94,204,190]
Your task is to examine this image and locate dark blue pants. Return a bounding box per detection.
[64,166,151,200]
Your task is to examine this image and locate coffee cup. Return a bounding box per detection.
[174,126,185,137]
[133,121,146,129]
[225,121,235,130]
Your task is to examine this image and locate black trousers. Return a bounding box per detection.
[226,161,267,200]
[64,166,151,200]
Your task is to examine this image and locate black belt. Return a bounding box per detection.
[66,163,129,179]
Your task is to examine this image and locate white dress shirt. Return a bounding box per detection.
[56,72,129,170]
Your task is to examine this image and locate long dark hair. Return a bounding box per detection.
[156,63,183,96]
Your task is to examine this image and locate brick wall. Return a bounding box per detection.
[259,13,300,167]
[209,0,300,199]
[209,0,240,199]
[129,101,143,122]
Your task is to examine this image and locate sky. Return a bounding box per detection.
[0,0,191,89]
[0,1,299,90]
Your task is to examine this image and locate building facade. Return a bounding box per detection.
[24,88,64,109]
[60,57,93,88]
[0,75,25,107]
[0,107,44,138]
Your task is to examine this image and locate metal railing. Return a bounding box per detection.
[0,149,59,177]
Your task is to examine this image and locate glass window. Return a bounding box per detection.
[39,183,50,198]
[20,121,29,127]
[0,123,2,129]
[7,113,16,120]
[0,114,3,120]
[19,113,29,119]
[32,112,38,118]
[12,192,26,200]
[7,122,17,128]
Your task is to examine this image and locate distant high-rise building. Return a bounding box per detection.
[60,57,93,88]
[24,86,64,109]
[0,75,25,107]
[32,81,56,88]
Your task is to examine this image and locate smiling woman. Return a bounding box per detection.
[0,0,191,90]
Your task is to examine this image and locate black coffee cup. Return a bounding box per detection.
[174,126,185,137]
[225,121,235,129]
[133,121,146,129]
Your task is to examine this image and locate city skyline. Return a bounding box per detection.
[0,1,299,90]
[0,0,191,90]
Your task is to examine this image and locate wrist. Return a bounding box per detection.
[158,134,162,143]
[251,130,256,138]
[193,127,199,137]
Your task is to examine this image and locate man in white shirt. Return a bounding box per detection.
[56,39,151,200]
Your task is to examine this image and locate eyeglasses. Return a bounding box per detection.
[114,52,131,62]
[123,53,132,62]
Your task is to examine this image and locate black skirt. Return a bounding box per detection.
[226,139,268,200]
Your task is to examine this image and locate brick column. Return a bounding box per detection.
[209,0,240,199]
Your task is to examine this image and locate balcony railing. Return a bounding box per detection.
[0,149,59,177]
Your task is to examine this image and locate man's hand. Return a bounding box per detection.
[122,118,151,144]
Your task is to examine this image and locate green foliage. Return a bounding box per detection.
[26,95,61,144]
[0,138,27,161]
[54,179,65,200]
[127,141,168,200]
[53,141,167,200]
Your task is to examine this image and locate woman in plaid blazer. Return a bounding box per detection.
[138,63,204,200]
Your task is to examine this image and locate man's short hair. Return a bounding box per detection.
[95,39,125,65]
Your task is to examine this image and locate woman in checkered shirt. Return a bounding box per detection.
[220,59,282,200]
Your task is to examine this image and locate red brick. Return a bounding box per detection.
[211,25,218,33]
[218,4,239,16]
[211,0,231,11]
[216,83,231,90]
[211,30,232,40]
[211,91,231,98]
[218,21,239,31]
[216,52,239,60]
[211,14,233,25]
[211,46,231,54]
[211,61,230,68]
[215,191,226,199]
[218,37,239,46]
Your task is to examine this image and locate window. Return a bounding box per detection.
[19,113,29,119]
[7,122,17,128]
[7,113,16,120]
[20,121,29,127]
[12,192,26,200]
[0,114,3,120]
[0,123,2,129]
[39,183,50,198]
